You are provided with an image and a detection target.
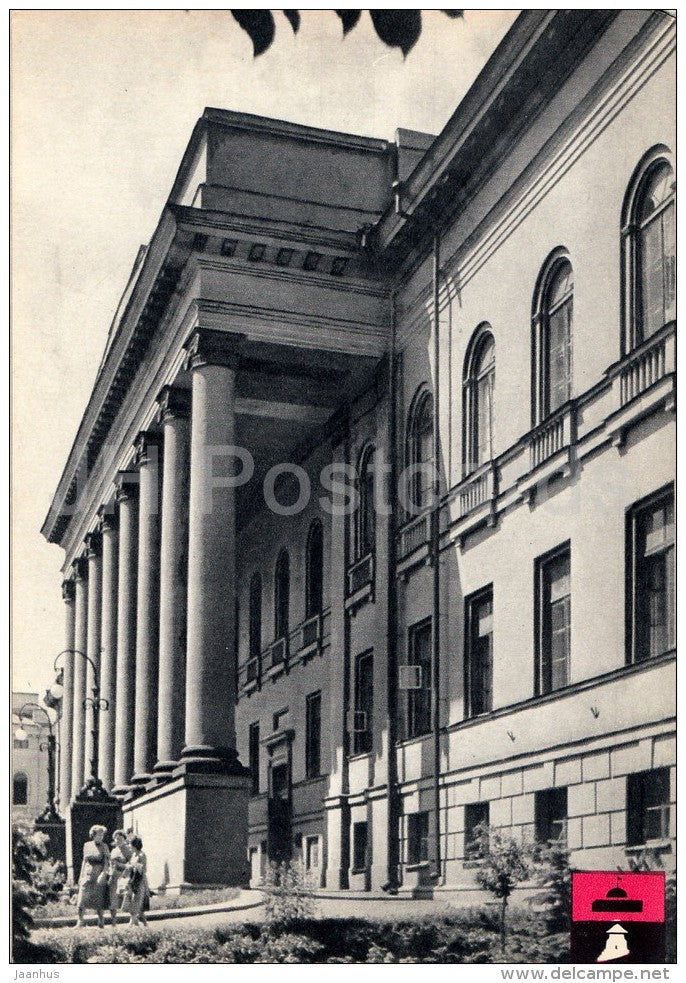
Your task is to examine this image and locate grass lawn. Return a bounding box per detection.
[34,886,241,920]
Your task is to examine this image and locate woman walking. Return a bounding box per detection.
[108,829,132,926]
[125,835,150,927]
[76,824,110,928]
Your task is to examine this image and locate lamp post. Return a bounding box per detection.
[14,703,59,821]
[52,649,109,789]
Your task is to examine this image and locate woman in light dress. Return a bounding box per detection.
[76,824,110,928]
[108,829,132,926]
[122,835,151,927]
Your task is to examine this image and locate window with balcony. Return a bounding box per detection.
[274,549,290,642]
[356,444,376,559]
[536,543,571,695]
[533,252,573,423]
[407,387,434,512]
[465,586,493,718]
[535,787,568,844]
[249,722,260,795]
[627,768,671,845]
[305,519,324,619]
[465,802,489,859]
[623,151,675,350]
[627,487,675,663]
[13,772,28,806]
[352,650,373,754]
[406,618,432,739]
[407,811,430,865]
[305,690,321,779]
[249,572,262,663]
[463,326,495,474]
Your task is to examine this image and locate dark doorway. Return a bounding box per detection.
[268,762,292,864]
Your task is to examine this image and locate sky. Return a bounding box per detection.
[11,8,519,699]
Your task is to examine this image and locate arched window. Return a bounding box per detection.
[305,520,324,618]
[274,550,290,641]
[13,772,28,806]
[356,445,376,558]
[249,573,262,661]
[533,253,573,423]
[623,152,675,350]
[407,388,434,511]
[463,327,495,474]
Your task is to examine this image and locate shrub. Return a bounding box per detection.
[262,860,317,931]
[12,824,65,960]
[530,838,572,932]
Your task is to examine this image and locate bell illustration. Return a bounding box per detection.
[597,923,630,963]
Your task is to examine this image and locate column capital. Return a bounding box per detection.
[62,578,76,604]
[84,530,102,559]
[97,503,118,534]
[71,555,88,582]
[183,328,246,373]
[133,430,162,468]
[157,385,191,425]
[115,470,139,503]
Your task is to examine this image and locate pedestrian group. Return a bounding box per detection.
[76,824,150,928]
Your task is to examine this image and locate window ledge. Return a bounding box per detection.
[404,861,432,873]
[625,842,672,853]
[348,750,372,762]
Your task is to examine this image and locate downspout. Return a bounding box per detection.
[384,290,400,892]
[340,421,352,888]
[431,229,442,882]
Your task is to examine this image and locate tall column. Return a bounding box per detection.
[153,386,191,776]
[70,556,88,798]
[59,579,75,813]
[178,328,246,772]
[98,507,119,792]
[84,531,102,785]
[131,431,162,785]
[113,473,138,793]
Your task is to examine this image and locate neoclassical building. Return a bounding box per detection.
[43,10,675,893]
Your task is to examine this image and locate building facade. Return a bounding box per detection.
[12,692,53,824]
[42,10,675,894]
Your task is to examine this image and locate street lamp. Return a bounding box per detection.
[14,703,60,821]
[53,649,109,787]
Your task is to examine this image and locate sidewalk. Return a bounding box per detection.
[33,888,265,930]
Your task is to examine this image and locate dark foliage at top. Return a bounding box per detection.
[230,10,464,58]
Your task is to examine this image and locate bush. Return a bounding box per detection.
[12,824,66,960]
[530,838,572,932]
[262,861,317,931]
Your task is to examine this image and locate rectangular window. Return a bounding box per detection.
[627,768,671,845]
[535,787,568,843]
[407,811,430,865]
[352,821,368,872]
[248,722,260,795]
[465,586,493,717]
[305,691,321,779]
[465,802,489,859]
[628,488,675,663]
[13,738,29,750]
[536,544,571,694]
[305,835,320,871]
[353,650,373,754]
[407,619,432,738]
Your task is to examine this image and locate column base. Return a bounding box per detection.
[145,760,178,789]
[122,769,251,889]
[175,745,250,777]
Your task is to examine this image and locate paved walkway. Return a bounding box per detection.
[34,891,455,935]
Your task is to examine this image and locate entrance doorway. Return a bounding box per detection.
[268,761,292,863]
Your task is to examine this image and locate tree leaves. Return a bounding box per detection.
[231,9,464,58]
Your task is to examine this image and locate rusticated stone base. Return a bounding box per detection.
[122,770,251,891]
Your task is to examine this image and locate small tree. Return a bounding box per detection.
[472,824,533,954]
[531,838,572,932]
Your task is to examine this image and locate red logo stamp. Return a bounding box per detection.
[570,871,666,963]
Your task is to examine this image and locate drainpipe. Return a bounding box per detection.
[384,290,400,892]
[431,229,443,883]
